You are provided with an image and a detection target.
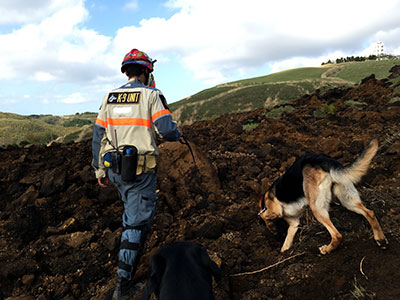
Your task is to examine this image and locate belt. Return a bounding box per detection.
[102,152,156,175]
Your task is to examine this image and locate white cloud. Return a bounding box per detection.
[113,0,400,85]
[0,0,113,82]
[124,0,139,11]
[33,71,55,82]
[3,0,400,87]
[60,92,88,104]
[0,0,82,25]
[1,0,400,115]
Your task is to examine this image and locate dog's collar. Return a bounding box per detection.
[258,195,267,216]
[258,207,266,216]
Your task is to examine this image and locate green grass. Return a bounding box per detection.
[389,96,400,104]
[170,59,399,124]
[265,105,295,118]
[172,80,349,123]
[0,118,65,146]
[0,112,97,146]
[344,100,368,107]
[243,122,259,131]
[62,118,92,127]
[313,103,337,118]
[336,60,399,82]
[172,86,235,105]
[233,67,329,85]
[63,130,82,143]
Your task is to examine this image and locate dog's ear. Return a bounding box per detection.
[268,187,275,200]
[141,254,165,300]
[264,190,283,219]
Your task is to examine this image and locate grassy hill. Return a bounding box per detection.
[1,59,399,146]
[170,59,400,124]
[0,112,97,147]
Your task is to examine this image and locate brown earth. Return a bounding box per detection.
[1,68,400,300]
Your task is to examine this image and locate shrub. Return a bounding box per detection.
[344,100,368,107]
[265,105,295,119]
[389,96,400,104]
[323,103,336,115]
[242,118,260,130]
[63,119,92,127]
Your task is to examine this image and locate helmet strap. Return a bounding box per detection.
[143,69,150,86]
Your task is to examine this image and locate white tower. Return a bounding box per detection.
[372,41,384,56]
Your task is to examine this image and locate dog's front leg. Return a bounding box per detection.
[281,217,300,252]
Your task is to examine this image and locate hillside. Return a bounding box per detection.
[1,60,398,147]
[0,112,96,147]
[0,66,399,300]
[170,59,400,124]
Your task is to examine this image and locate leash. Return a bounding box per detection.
[179,136,198,170]
[179,136,241,224]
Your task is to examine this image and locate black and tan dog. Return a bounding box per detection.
[258,139,388,254]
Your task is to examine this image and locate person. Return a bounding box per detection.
[91,48,181,300]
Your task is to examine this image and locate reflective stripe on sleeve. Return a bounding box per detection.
[151,109,171,122]
[95,118,107,128]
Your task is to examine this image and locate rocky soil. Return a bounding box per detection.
[1,67,400,300]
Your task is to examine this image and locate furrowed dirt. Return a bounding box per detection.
[1,68,400,300]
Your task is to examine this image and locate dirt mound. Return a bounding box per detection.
[1,70,400,300]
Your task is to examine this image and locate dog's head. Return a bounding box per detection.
[142,242,221,300]
[258,187,283,233]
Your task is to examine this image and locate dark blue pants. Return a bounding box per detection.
[108,169,157,280]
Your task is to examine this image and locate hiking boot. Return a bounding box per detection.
[112,276,142,300]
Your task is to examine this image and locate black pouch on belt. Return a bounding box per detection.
[121,145,138,182]
[111,151,122,174]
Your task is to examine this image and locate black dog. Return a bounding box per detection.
[142,241,221,300]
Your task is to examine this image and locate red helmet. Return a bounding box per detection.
[121,49,155,73]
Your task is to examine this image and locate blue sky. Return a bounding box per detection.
[1,0,400,116]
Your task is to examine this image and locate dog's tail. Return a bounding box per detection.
[330,139,378,185]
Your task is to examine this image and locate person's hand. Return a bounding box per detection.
[97,177,109,188]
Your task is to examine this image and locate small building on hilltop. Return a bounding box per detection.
[371,41,385,56]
